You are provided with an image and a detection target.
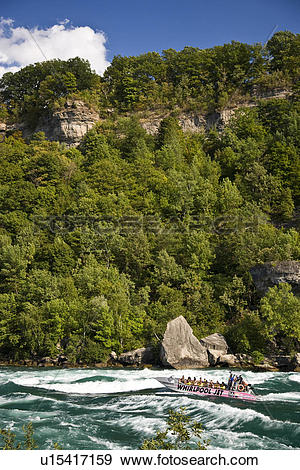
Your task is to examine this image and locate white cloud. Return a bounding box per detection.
[0,18,110,77]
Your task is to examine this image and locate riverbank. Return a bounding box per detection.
[1,317,299,373]
[1,351,299,372]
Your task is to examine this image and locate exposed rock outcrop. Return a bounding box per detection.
[160,316,209,369]
[109,351,118,363]
[292,353,300,372]
[140,89,292,136]
[32,100,100,147]
[217,354,241,368]
[118,347,155,366]
[38,356,55,367]
[140,111,218,135]
[200,332,229,366]
[200,333,228,353]
[250,261,300,295]
[1,89,291,147]
[0,121,6,140]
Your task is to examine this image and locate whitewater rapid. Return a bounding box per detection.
[0,367,299,450]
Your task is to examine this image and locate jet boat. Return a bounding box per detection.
[155,376,257,401]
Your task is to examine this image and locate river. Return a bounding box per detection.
[0,367,299,450]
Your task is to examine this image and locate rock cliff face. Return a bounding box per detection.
[140,89,291,136]
[140,112,208,135]
[250,261,300,295]
[1,89,291,147]
[3,100,99,147]
[33,100,100,147]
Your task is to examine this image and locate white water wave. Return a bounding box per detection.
[1,367,290,392]
[74,390,299,432]
[260,392,300,402]
[29,378,162,395]
[88,435,126,450]
[208,428,293,450]
[289,374,300,384]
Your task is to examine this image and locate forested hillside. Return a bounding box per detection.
[0,31,299,364]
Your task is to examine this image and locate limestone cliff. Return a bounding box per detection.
[140,88,291,135]
[34,100,100,147]
[1,100,100,147]
[1,88,291,147]
[250,261,300,295]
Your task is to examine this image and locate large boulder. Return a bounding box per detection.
[292,353,300,372]
[160,316,209,369]
[118,347,154,366]
[200,333,228,367]
[250,261,300,295]
[207,349,222,367]
[218,354,240,368]
[200,333,228,353]
[38,356,55,367]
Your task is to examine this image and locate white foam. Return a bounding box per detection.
[208,428,293,450]
[88,436,125,450]
[260,392,300,402]
[289,374,300,384]
[36,378,161,395]
[113,415,165,435]
[3,367,288,392]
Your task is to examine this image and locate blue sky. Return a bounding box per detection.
[0,0,299,75]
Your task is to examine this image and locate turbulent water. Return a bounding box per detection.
[0,367,299,450]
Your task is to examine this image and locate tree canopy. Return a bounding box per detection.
[0,32,299,362]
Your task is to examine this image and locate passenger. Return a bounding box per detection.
[215,380,220,388]
[230,374,236,390]
[233,375,239,390]
[180,375,185,383]
[242,379,248,391]
[209,380,214,388]
[221,381,226,389]
[228,372,233,390]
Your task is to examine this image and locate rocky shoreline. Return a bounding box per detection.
[0,354,299,372]
[1,316,299,372]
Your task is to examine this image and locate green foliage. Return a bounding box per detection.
[140,407,209,450]
[0,57,99,124]
[260,284,300,352]
[0,33,299,363]
[0,422,61,450]
[251,350,265,365]
[225,311,267,354]
[0,423,36,450]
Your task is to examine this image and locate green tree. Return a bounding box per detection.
[260,283,300,352]
[0,422,61,450]
[140,407,209,450]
